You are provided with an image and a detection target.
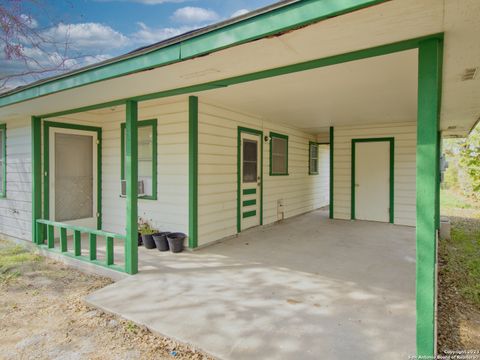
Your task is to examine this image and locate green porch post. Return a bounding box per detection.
[329,126,334,219]
[125,100,138,274]
[31,116,42,244]
[188,96,198,249]
[416,38,443,357]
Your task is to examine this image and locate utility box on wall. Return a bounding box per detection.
[277,199,285,221]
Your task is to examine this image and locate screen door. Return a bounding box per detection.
[49,127,98,228]
[240,131,262,231]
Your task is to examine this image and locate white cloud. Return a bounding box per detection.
[94,0,193,4]
[231,9,250,18]
[132,22,196,45]
[43,23,129,52]
[171,6,219,24]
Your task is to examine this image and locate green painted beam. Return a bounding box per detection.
[31,116,42,243]
[74,230,82,256]
[329,126,334,219]
[416,38,443,357]
[125,100,139,274]
[0,0,389,109]
[188,96,199,249]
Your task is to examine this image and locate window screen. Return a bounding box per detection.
[121,119,157,199]
[270,133,288,175]
[0,125,5,196]
[309,143,319,175]
[55,133,93,222]
[243,139,257,183]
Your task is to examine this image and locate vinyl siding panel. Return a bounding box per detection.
[333,122,416,226]
[198,102,329,246]
[0,117,32,241]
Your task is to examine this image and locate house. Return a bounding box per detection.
[0,0,479,357]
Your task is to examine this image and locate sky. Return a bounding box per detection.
[1,0,279,90]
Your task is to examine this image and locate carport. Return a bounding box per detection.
[87,209,416,360]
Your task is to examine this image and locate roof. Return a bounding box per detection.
[0,0,387,108]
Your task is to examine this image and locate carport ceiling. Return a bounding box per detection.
[198,49,418,134]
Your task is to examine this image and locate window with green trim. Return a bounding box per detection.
[270,132,288,175]
[309,142,319,175]
[0,124,5,197]
[121,119,157,200]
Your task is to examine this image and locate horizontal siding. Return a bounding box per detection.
[198,102,329,246]
[333,122,416,226]
[0,117,32,241]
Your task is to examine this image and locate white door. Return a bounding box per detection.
[49,127,98,228]
[240,131,262,231]
[355,141,390,222]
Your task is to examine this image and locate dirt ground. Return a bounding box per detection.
[0,240,213,360]
[437,201,480,354]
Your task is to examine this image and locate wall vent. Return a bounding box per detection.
[462,67,478,81]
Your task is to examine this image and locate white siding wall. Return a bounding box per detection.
[333,122,416,226]
[0,117,32,241]
[198,102,329,246]
[52,101,189,236]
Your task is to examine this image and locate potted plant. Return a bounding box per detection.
[138,217,157,249]
[152,232,170,251]
[167,233,187,253]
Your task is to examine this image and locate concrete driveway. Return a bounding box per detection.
[86,209,416,359]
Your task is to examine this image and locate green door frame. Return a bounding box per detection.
[42,121,103,230]
[351,137,394,224]
[237,126,263,233]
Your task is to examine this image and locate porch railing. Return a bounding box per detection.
[35,219,127,273]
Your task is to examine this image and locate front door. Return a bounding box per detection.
[49,127,98,228]
[239,130,262,231]
[354,140,392,223]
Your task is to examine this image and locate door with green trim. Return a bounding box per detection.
[240,131,261,231]
[49,127,98,228]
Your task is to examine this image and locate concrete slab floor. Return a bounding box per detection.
[86,209,416,360]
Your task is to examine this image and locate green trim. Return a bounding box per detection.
[308,141,319,175]
[436,131,441,230]
[188,96,198,249]
[42,121,102,229]
[1,0,389,109]
[125,100,139,275]
[351,137,394,224]
[269,132,289,176]
[242,210,257,219]
[329,127,334,219]
[237,126,263,233]
[120,119,158,200]
[0,124,6,198]
[31,117,42,243]
[416,38,443,357]
[35,34,443,121]
[242,199,256,207]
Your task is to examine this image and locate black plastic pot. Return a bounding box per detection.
[153,232,170,251]
[142,234,156,249]
[138,232,143,246]
[167,233,186,253]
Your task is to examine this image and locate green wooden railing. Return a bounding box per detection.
[35,219,127,273]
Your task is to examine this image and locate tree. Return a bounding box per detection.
[0,0,81,91]
[459,124,480,199]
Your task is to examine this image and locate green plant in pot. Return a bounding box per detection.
[138,217,157,249]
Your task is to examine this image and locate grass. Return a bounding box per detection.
[0,240,41,284]
[440,189,480,306]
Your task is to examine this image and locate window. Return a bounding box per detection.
[270,132,288,176]
[0,124,5,197]
[309,142,319,175]
[243,139,258,183]
[121,119,157,200]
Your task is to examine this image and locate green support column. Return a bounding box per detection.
[31,116,42,244]
[125,100,138,274]
[416,38,443,357]
[329,126,334,219]
[436,131,442,230]
[188,96,198,249]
